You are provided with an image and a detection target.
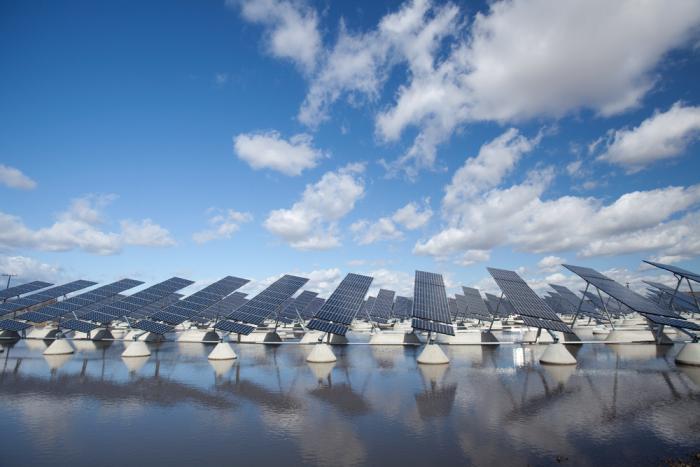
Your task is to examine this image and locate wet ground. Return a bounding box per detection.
[1,336,699,466]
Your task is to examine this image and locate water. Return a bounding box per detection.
[1,338,699,466]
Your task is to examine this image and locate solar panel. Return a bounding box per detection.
[564,264,680,319]
[371,289,395,320]
[216,274,309,335]
[411,271,454,336]
[302,297,325,320]
[308,273,373,336]
[487,268,572,333]
[392,296,413,319]
[642,313,700,331]
[549,284,603,318]
[15,311,53,323]
[643,260,700,283]
[80,277,193,323]
[35,278,143,319]
[277,291,318,324]
[461,286,491,319]
[60,319,101,333]
[199,292,248,319]
[643,281,698,311]
[411,318,454,336]
[133,320,173,335]
[484,293,514,317]
[448,297,459,320]
[0,319,33,332]
[0,281,53,301]
[521,316,573,333]
[215,320,255,334]
[0,280,96,315]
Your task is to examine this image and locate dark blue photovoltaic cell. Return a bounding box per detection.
[371,289,395,320]
[521,316,573,333]
[643,260,700,282]
[549,284,603,318]
[314,273,373,326]
[215,320,255,334]
[15,311,53,323]
[0,281,53,301]
[461,287,491,319]
[392,296,413,319]
[36,278,143,319]
[225,275,308,323]
[564,264,680,319]
[133,320,173,335]
[412,271,452,324]
[0,319,33,332]
[201,292,248,319]
[301,297,325,319]
[642,313,700,331]
[0,280,96,315]
[307,318,348,336]
[411,318,454,336]
[277,291,319,323]
[61,319,100,333]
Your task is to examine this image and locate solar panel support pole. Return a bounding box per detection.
[534,327,542,343]
[570,283,589,327]
[595,287,616,330]
[685,278,699,319]
[546,329,559,343]
[667,275,683,313]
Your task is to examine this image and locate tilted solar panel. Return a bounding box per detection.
[0,280,96,315]
[371,289,395,320]
[564,264,680,319]
[642,313,700,331]
[392,296,413,319]
[37,279,143,319]
[643,281,698,311]
[461,287,491,319]
[133,320,173,335]
[484,293,515,317]
[411,271,454,336]
[549,284,602,318]
[643,260,700,282]
[60,319,101,334]
[306,319,348,336]
[215,320,255,335]
[301,297,325,320]
[448,297,459,320]
[306,273,373,336]
[0,319,33,332]
[0,281,53,301]
[411,318,454,336]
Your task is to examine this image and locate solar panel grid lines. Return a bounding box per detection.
[412,271,452,326]
[0,281,53,300]
[520,316,572,333]
[36,278,144,319]
[133,320,173,335]
[392,296,413,319]
[411,318,455,336]
[149,311,189,325]
[643,281,698,310]
[0,280,97,315]
[549,284,602,317]
[641,313,700,331]
[60,319,101,334]
[488,270,563,323]
[306,319,348,336]
[313,273,373,327]
[484,293,514,317]
[448,297,458,320]
[461,286,491,319]
[0,319,33,332]
[215,320,255,334]
[302,297,325,319]
[371,289,395,320]
[14,311,53,323]
[643,260,700,282]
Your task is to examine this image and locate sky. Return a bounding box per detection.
[1,0,700,298]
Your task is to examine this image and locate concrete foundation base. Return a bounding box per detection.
[417,343,449,364]
[675,342,700,366]
[123,330,161,342]
[208,342,237,360]
[43,338,74,355]
[605,329,666,343]
[300,331,348,345]
[592,326,610,335]
[122,340,151,357]
[369,331,421,345]
[239,331,282,344]
[27,327,58,340]
[0,330,20,340]
[539,343,577,365]
[436,330,499,345]
[306,343,337,363]
[178,329,220,343]
[523,329,554,343]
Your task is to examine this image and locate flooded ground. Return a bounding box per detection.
[1,336,699,466]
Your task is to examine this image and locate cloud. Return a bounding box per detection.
[456,249,490,266]
[233,130,326,176]
[0,164,37,190]
[597,102,700,172]
[192,208,252,244]
[0,194,176,255]
[413,131,700,262]
[241,267,343,298]
[363,268,413,297]
[538,255,566,273]
[351,199,432,245]
[234,0,321,72]
[0,255,63,283]
[264,163,365,250]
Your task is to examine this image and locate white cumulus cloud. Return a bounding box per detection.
[192,208,252,244]
[234,130,325,176]
[0,164,37,190]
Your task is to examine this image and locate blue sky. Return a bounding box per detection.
[2,0,700,297]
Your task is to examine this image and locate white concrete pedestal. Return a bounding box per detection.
[539,343,576,365]
[417,343,449,364]
[675,342,700,366]
[208,342,238,360]
[178,329,220,343]
[306,343,337,363]
[122,340,151,357]
[43,338,74,355]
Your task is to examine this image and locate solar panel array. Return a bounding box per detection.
[306,273,373,336]
[15,279,143,323]
[143,276,249,326]
[487,268,572,333]
[411,271,455,336]
[461,286,491,319]
[644,281,698,312]
[360,297,376,320]
[0,281,52,301]
[392,296,413,319]
[448,297,459,320]
[549,284,603,319]
[216,274,309,335]
[0,280,96,316]
[563,264,679,318]
[277,290,318,324]
[77,277,193,325]
[302,297,325,320]
[371,289,395,323]
[453,294,468,320]
[643,260,700,283]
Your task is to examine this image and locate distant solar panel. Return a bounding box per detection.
[0,280,96,315]
[201,292,248,319]
[563,264,680,319]
[393,296,413,319]
[60,319,101,334]
[484,293,514,317]
[277,291,319,324]
[448,297,459,320]
[216,274,308,335]
[306,273,373,336]
[643,260,700,283]
[0,281,53,301]
[371,289,395,322]
[302,297,325,320]
[487,268,572,333]
[644,281,698,312]
[549,284,603,319]
[452,294,467,320]
[36,279,143,319]
[411,271,454,336]
[461,286,491,319]
[360,297,376,320]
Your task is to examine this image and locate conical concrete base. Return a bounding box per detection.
[122,340,151,357]
[539,343,576,365]
[675,342,700,366]
[43,338,74,355]
[417,343,449,364]
[208,342,238,360]
[306,343,337,363]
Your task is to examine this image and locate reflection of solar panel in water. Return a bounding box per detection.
[306,273,373,336]
[415,384,458,419]
[78,277,193,325]
[643,260,700,283]
[411,271,454,336]
[393,296,413,319]
[461,286,491,319]
[23,279,143,321]
[487,268,572,333]
[146,276,249,326]
[0,280,96,315]
[563,264,679,318]
[216,275,309,335]
[0,281,53,301]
